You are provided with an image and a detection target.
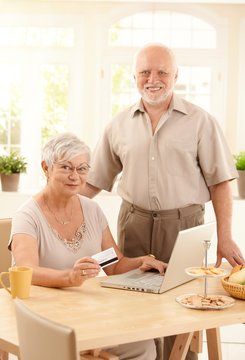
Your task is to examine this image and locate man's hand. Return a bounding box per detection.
[209,181,245,267]
[216,239,245,267]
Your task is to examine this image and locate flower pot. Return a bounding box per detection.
[237,170,245,199]
[0,173,20,192]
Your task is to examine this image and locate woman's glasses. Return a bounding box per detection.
[55,162,91,175]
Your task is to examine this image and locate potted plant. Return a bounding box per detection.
[0,151,27,192]
[234,151,245,199]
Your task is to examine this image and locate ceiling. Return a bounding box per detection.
[26,0,245,4]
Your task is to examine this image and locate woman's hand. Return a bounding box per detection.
[69,257,101,286]
[139,255,167,275]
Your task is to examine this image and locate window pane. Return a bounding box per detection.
[176,66,211,111]
[132,29,152,46]
[109,11,216,49]
[193,17,214,30]
[133,13,152,28]
[109,28,132,46]
[41,65,69,143]
[154,13,171,28]
[192,30,216,48]
[0,64,22,154]
[0,27,74,47]
[172,30,191,48]
[172,13,192,29]
[111,64,137,117]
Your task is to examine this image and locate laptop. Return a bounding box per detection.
[100,222,216,294]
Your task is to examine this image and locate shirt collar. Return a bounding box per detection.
[130,93,188,119]
[129,100,144,118]
[171,93,188,115]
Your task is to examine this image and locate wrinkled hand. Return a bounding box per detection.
[216,239,245,267]
[69,257,101,286]
[139,256,167,275]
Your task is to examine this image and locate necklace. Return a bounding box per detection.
[43,194,74,225]
[57,223,86,253]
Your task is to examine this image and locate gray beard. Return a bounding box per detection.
[141,91,170,106]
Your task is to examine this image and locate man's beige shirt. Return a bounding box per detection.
[88,94,238,210]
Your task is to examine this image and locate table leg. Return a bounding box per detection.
[190,330,203,353]
[206,328,222,360]
[0,350,8,360]
[169,332,194,360]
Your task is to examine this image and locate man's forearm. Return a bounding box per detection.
[209,180,233,240]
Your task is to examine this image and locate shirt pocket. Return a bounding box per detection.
[166,140,197,178]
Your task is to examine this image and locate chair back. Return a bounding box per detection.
[0,218,12,281]
[15,299,79,360]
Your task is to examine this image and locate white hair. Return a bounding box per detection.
[42,132,91,167]
[132,42,177,75]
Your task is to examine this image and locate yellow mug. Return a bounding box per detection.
[0,266,32,299]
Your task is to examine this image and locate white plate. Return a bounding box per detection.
[176,293,235,310]
[185,267,228,278]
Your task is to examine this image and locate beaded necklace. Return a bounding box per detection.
[57,223,86,253]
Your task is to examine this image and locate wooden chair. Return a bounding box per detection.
[0,218,12,360]
[0,218,12,277]
[15,297,118,360]
[15,299,80,360]
[80,349,118,359]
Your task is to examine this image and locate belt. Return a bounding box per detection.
[123,200,205,219]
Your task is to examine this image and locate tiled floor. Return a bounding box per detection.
[199,342,245,359]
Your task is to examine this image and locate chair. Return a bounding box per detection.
[0,218,12,277]
[15,299,80,360]
[15,299,118,360]
[0,218,12,360]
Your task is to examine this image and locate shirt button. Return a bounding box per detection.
[151,157,155,160]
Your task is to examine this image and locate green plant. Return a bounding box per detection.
[234,151,245,171]
[0,151,27,175]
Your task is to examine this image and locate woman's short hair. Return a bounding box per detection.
[42,132,91,167]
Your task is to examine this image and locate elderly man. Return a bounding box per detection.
[81,43,244,359]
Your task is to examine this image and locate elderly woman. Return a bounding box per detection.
[9,132,166,360]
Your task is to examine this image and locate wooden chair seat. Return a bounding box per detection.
[80,349,119,359]
[0,218,12,360]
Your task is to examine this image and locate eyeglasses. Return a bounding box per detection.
[55,162,91,175]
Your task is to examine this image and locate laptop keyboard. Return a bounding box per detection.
[127,273,164,287]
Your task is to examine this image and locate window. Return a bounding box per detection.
[41,64,69,143]
[109,11,216,48]
[0,8,227,191]
[0,15,84,190]
[0,27,74,47]
[111,64,137,117]
[176,66,212,111]
[102,10,223,127]
[0,64,22,154]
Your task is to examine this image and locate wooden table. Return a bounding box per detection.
[0,275,244,360]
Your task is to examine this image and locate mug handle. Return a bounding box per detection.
[0,272,12,295]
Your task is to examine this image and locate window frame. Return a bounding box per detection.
[0,14,86,190]
[98,8,228,134]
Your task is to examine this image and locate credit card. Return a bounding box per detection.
[92,247,118,268]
